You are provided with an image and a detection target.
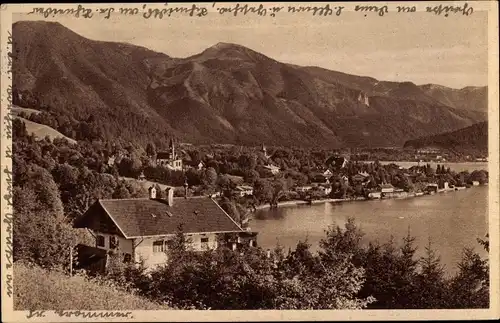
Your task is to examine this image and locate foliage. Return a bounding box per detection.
[134,224,374,310]
[447,248,489,308]
[411,240,447,308]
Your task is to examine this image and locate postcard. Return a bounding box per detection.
[1,2,498,322]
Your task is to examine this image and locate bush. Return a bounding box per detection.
[13,262,170,310]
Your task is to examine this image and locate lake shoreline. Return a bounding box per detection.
[252,186,477,212]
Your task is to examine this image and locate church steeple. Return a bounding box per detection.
[169,138,176,159]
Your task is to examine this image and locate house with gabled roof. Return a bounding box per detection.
[233,185,254,197]
[74,186,257,271]
[352,172,370,185]
[263,164,280,175]
[378,183,395,193]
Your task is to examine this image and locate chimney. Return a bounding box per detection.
[148,186,157,199]
[166,187,174,206]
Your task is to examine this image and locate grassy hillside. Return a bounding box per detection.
[12,105,41,117]
[14,262,169,310]
[15,116,77,144]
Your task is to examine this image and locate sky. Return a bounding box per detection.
[13,3,489,89]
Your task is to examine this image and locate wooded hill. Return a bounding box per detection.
[404,122,488,154]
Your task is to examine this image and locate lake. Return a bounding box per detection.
[251,185,489,276]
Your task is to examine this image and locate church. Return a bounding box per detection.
[156,139,183,171]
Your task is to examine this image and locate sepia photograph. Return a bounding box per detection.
[1,1,499,321]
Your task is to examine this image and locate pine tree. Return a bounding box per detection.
[413,239,447,308]
[395,228,419,308]
[448,247,489,308]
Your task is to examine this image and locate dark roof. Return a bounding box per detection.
[81,197,244,238]
[156,151,173,160]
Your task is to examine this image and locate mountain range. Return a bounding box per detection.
[12,21,488,148]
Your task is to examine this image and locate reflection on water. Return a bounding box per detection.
[251,186,489,275]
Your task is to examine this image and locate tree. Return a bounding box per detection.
[425,164,435,177]
[13,186,92,270]
[281,240,318,277]
[164,224,193,261]
[188,150,202,166]
[253,179,273,205]
[477,234,489,252]
[118,155,142,178]
[395,230,419,307]
[469,170,488,185]
[447,247,489,308]
[146,142,156,158]
[113,181,131,199]
[21,164,64,218]
[270,178,288,207]
[13,118,28,138]
[219,198,250,227]
[216,174,236,197]
[412,239,447,308]
[319,218,364,265]
[202,167,218,191]
[238,154,256,170]
[60,167,117,219]
[243,169,260,185]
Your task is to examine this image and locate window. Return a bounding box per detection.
[96,235,105,247]
[123,253,132,263]
[109,236,119,249]
[201,237,209,250]
[153,240,164,253]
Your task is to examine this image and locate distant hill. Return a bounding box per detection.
[13,21,488,148]
[419,84,487,113]
[403,122,488,154]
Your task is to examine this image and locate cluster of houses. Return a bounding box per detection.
[231,156,355,199]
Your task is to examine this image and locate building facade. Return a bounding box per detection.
[233,185,254,197]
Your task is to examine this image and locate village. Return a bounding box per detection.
[114,140,487,203]
[69,138,488,274]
